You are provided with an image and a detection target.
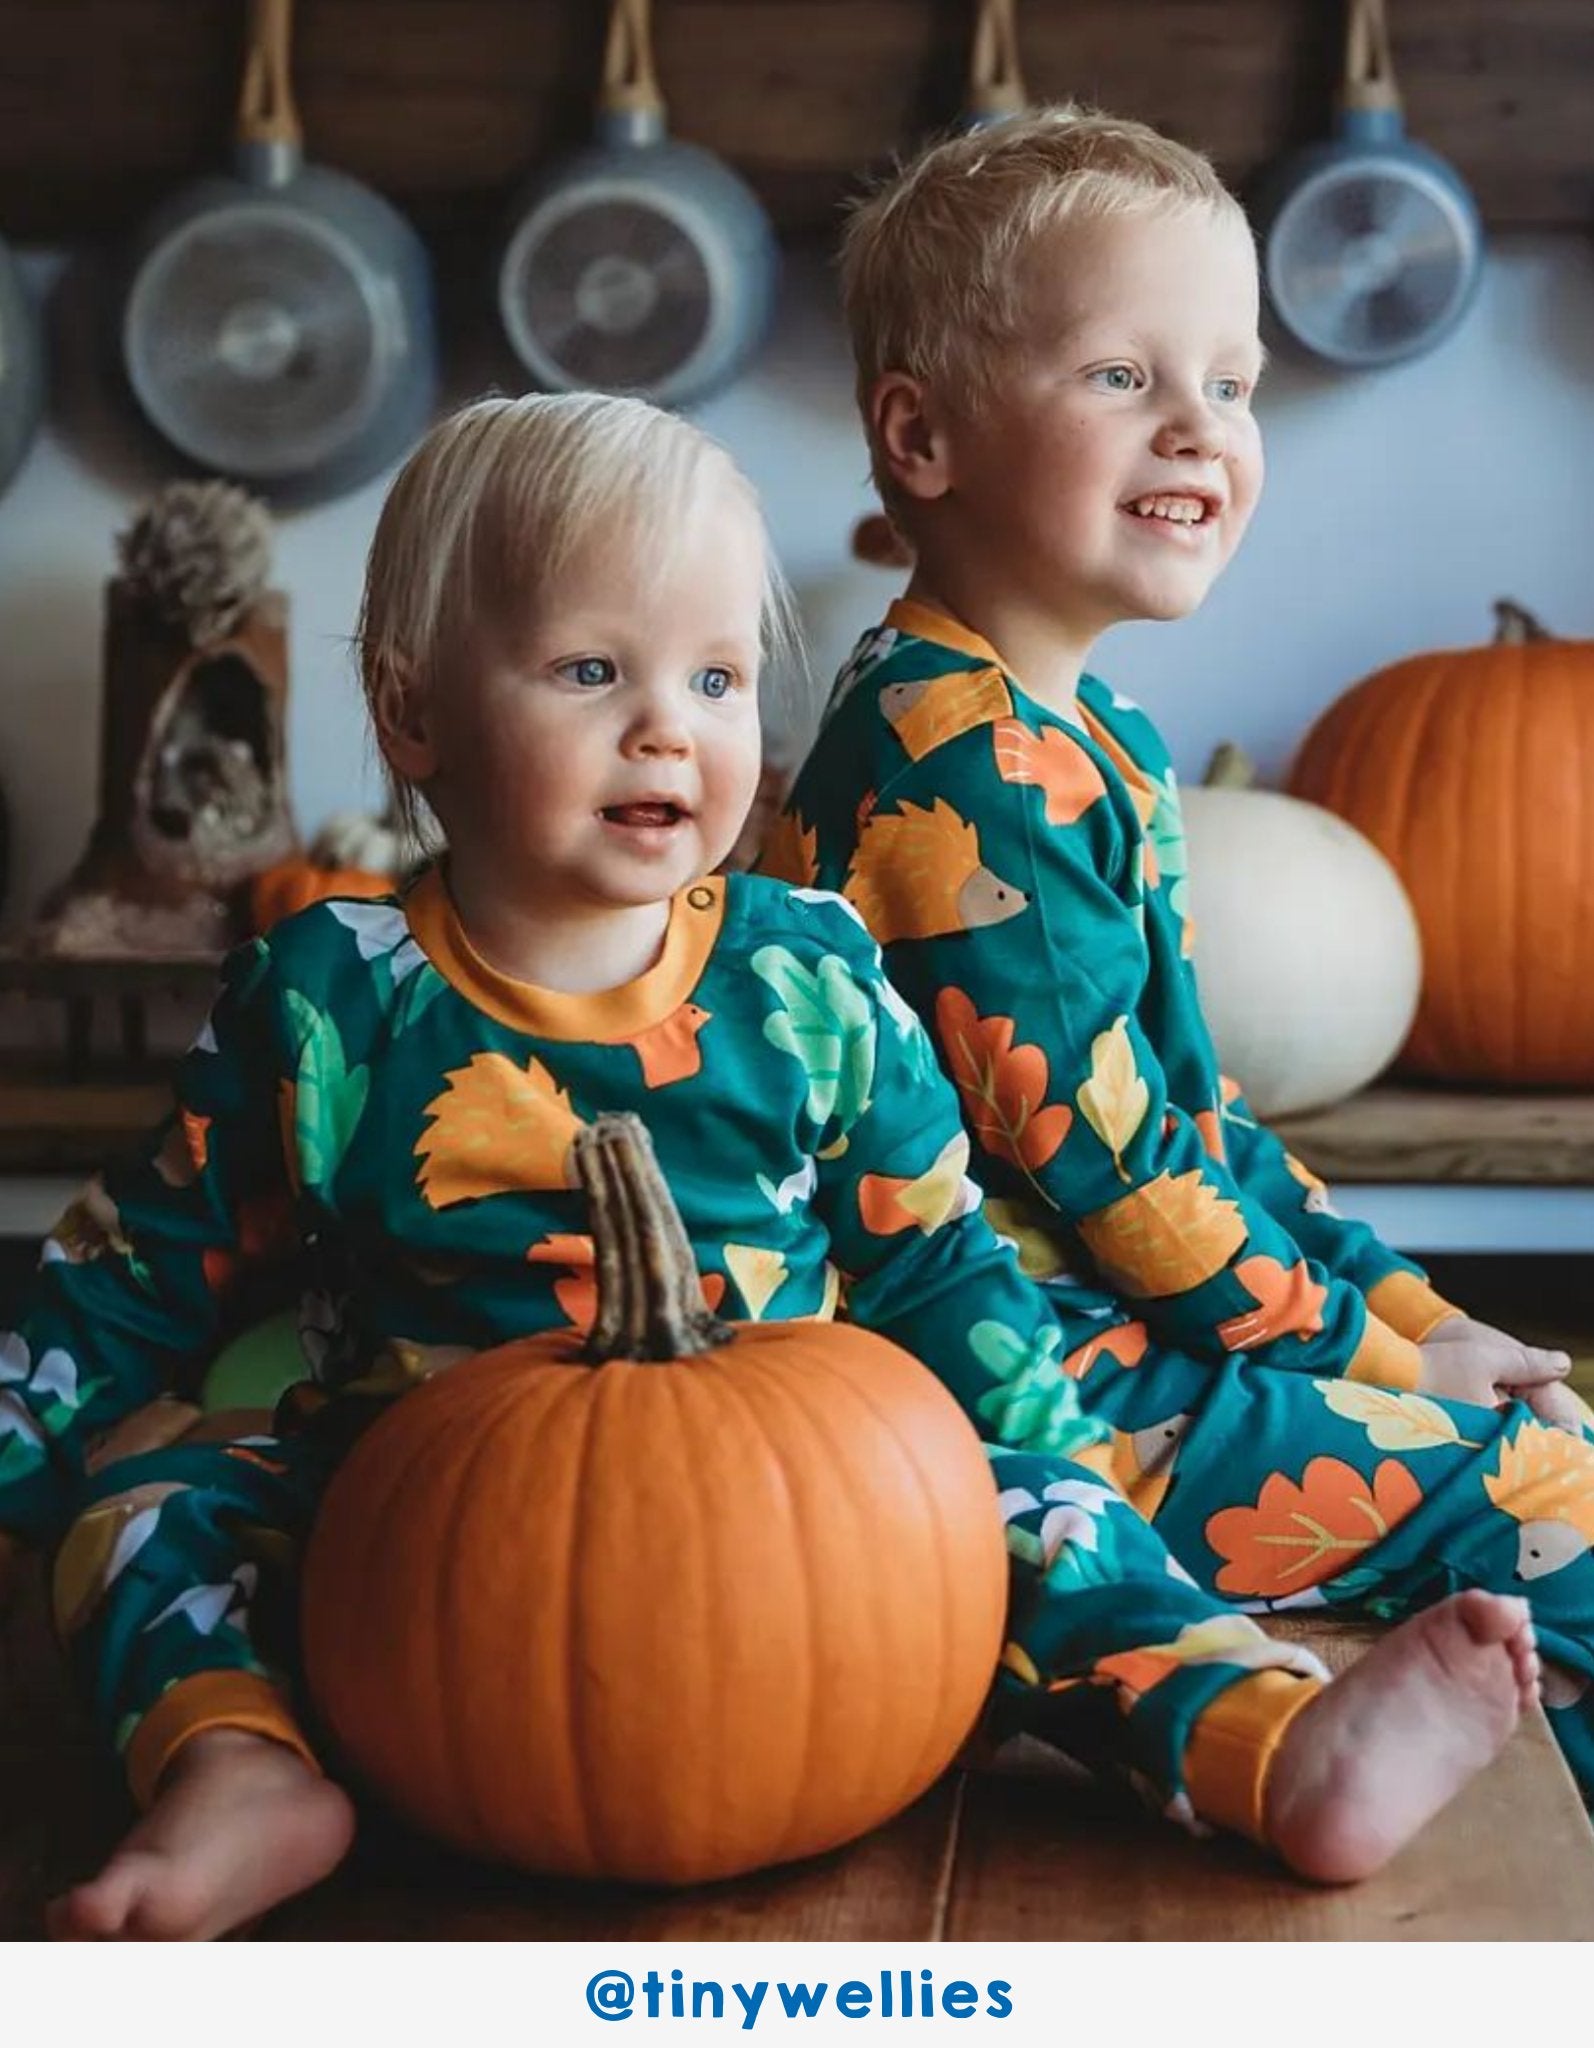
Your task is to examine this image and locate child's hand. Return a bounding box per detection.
[1519,1377,1593,1438]
[1419,1315,1572,1410]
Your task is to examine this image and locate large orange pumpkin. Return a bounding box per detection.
[1290,602,1594,1083]
[300,1114,1007,1886]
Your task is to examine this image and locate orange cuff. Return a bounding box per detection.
[1184,1668,1325,1846]
[125,1670,319,1811]
[1345,1311,1423,1391]
[1366,1270,1462,1343]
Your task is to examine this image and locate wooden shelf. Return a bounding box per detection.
[1,1,1591,244]
[1271,1086,1594,1188]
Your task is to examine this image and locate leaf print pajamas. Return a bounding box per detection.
[4,869,1346,1843]
[769,597,1594,1800]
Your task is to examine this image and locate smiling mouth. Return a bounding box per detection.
[1123,492,1220,528]
[601,801,689,828]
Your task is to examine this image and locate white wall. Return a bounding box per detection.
[3,235,1593,936]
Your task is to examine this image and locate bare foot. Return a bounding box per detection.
[46,1729,355,1940]
[1266,1590,1536,1885]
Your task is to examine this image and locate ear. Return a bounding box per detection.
[868,374,953,505]
[371,655,438,783]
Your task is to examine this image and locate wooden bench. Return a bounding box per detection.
[5,1573,1592,1940]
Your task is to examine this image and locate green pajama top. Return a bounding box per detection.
[0,865,1108,1546]
[764,598,1456,1389]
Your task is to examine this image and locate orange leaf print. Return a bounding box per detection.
[1061,1319,1149,1378]
[528,1232,598,1330]
[154,1107,214,1187]
[934,987,1072,1171]
[528,1232,725,1333]
[992,719,1108,826]
[1077,703,1158,829]
[1206,1456,1422,1599]
[1217,1256,1328,1352]
[201,1186,297,1297]
[1077,1170,1246,1297]
[416,1055,582,1207]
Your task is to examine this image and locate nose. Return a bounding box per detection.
[622,680,692,759]
[1152,393,1226,464]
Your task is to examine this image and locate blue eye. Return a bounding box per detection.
[1209,376,1247,404]
[1090,365,1141,392]
[558,655,616,688]
[693,666,736,700]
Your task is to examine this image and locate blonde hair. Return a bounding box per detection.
[357,391,801,838]
[842,104,1250,500]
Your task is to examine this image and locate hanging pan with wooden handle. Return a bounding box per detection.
[497,0,777,407]
[964,0,1029,132]
[120,0,438,500]
[0,236,43,495]
[1250,0,1483,370]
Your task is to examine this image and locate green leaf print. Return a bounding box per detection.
[1147,769,1192,926]
[0,1433,43,1487]
[968,1319,1107,1458]
[284,989,370,1198]
[751,945,877,1139]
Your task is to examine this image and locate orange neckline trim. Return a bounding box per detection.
[404,866,727,1040]
[885,596,1003,668]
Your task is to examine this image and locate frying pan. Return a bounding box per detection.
[0,236,43,495]
[497,0,777,407]
[120,0,438,499]
[1251,0,1483,369]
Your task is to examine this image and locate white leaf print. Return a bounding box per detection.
[326,900,410,962]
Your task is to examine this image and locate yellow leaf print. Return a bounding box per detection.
[857,1132,977,1236]
[984,1196,1076,1281]
[1316,1379,1482,1453]
[416,1054,583,1206]
[798,1261,843,1322]
[1077,1170,1245,1298]
[724,1243,789,1320]
[1001,1641,1042,1686]
[1075,1017,1149,1182]
[53,1481,189,1637]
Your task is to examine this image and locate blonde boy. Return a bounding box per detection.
[769,107,1594,1792]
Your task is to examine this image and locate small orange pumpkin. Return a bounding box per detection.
[1290,601,1594,1084]
[300,1114,1007,1886]
[248,856,394,934]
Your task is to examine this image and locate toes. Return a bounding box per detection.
[1452,1589,1532,1647]
[46,1877,128,1940]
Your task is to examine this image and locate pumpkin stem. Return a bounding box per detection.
[575,1114,734,1362]
[1493,599,1553,645]
[1202,741,1258,790]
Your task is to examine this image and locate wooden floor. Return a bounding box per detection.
[6,1257,1594,1940]
[6,1564,1594,1942]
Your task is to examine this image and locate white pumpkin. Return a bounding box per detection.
[1180,762,1422,1118]
[309,809,404,875]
